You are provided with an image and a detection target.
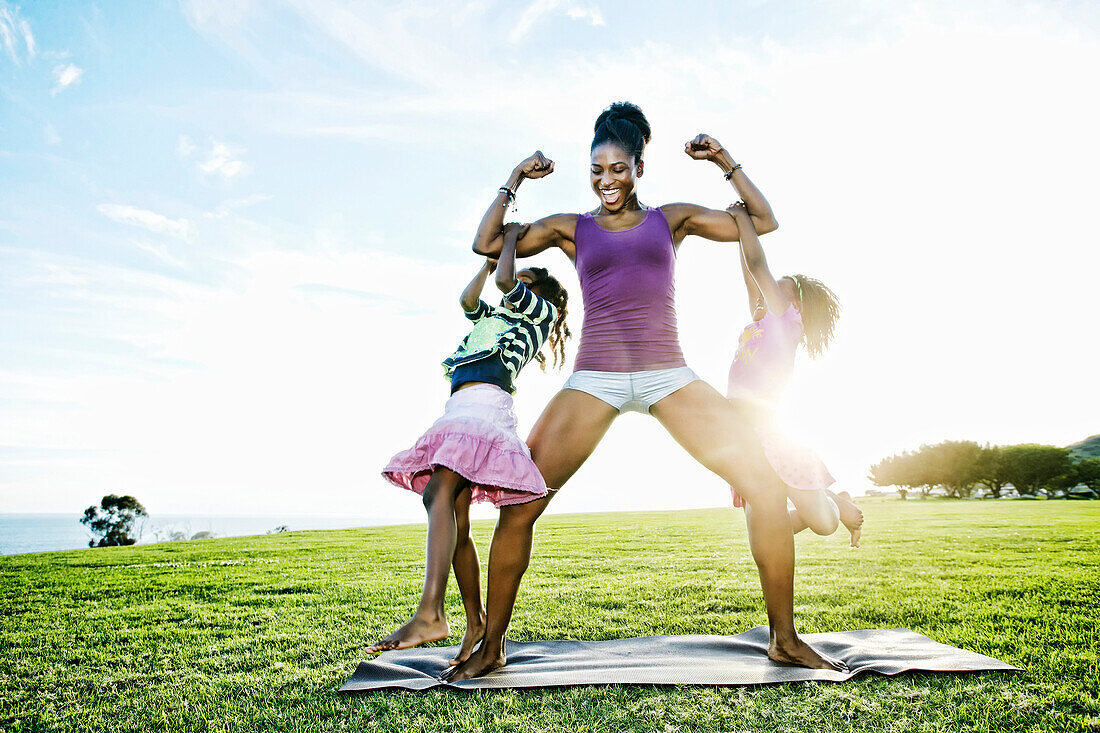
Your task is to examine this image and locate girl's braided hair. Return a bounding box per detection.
[787,273,840,359]
[525,267,571,370]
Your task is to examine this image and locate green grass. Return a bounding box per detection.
[1,499,1098,732]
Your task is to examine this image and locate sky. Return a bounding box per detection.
[1,0,1098,521]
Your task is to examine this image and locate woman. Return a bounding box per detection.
[443,102,843,681]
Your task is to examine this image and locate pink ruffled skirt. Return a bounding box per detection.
[382,384,548,508]
[731,420,835,509]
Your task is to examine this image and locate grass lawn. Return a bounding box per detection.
[1,498,1098,732]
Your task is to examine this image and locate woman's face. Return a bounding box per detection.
[590,142,641,212]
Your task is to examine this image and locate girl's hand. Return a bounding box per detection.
[515,151,555,180]
[501,222,529,240]
[684,134,725,163]
[726,201,750,220]
[485,258,498,272]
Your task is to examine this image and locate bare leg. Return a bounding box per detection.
[652,381,844,671]
[448,487,486,665]
[788,506,809,534]
[786,487,839,536]
[443,389,618,681]
[787,488,839,536]
[788,493,862,547]
[729,399,839,537]
[830,489,863,547]
[367,468,467,653]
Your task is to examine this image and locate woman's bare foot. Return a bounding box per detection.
[834,490,864,547]
[769,633,848,671]
[440,644,505,681]
[448,612,486,666]
[366,614,449,654]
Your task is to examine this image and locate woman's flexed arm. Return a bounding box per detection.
[666,134,779,244]
[472,151,557,258]
[685,134,777,234]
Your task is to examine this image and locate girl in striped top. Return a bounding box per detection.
[370,223,569,661]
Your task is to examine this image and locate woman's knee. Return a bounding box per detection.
[736,481,787,511]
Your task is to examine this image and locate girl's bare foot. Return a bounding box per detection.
[440,644,505,681]
[366,614,449,654]
[448,612,487,666]
[834,490,864,547]
[769,633,847,671]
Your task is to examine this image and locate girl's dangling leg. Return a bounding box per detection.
[828,489,863,547]
[367,467,466,653]
[786,487,839,536]
[449,487,486,665]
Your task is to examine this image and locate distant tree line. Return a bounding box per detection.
[869,441,1100,499]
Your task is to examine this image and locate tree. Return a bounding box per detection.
[974,445,1009,498]
[869,451,927,499]
[80,494,148,547]
[1073,458,1100,492]
[998,445,1073,497]
[922,440,984,498]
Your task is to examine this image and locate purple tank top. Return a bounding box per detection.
[572,207,686,372]
[726,305,803,404]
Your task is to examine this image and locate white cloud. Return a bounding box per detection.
[51,63,83,95]
[44,123,60,145]
[131,239,188,268]
[20,16,32,56]
[176,134,197,158]
[509,0,603,44]
[564,6,603,26]
[204,193,273,219]
[97,204,192,239]
[197,140,248,178]
[179,0,251,29]
[0,2,35,64]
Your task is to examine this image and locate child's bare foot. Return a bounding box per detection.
[366,615,449,654]
[440,644,505,681]
[448,612,486,666]
[834,490,864,547]
[769,633,848,671]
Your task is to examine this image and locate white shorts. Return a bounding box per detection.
[563,367,700,414]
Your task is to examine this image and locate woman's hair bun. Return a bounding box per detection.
[592,101,651,160]
[594,101,651,144]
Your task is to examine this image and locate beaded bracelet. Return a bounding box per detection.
[724,163,743,181]
[498,186,517,209]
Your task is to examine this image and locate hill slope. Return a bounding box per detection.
[1,502,1098,732]
[1068,434,1100,459]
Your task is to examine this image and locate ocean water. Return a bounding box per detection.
[0,513,420,556]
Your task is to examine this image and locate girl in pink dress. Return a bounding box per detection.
[725,202,863,546]
[368,223,570,660]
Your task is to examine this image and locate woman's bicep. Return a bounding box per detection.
[517,215,572,257]
[679,205,741,243]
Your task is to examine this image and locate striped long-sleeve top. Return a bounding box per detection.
[441,281,558,394]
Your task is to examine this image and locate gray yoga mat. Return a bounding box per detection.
[340,626,1018,692]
